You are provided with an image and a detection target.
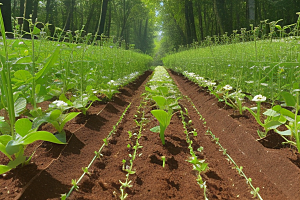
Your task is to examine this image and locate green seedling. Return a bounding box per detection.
[0,118,65,174]
[271,84,300,151]
[243,94,282,138]
[150,110,172,145]
[32,100,80,143]
[161,156,166,168]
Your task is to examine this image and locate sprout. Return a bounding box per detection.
[223,85,232,91]
[252,95,266,102]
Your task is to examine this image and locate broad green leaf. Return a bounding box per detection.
[272,105,282,112]
[59,93,73,105]
[281,91,295,107]
[293,83,300,90]
[264,121,282,130]
[0,143,12,159]
[263,109,280,117]
[280,108,295,121]
[276,129,291,136]
[0,135,12,145]
[35,84,41,94]
[14,57,32,64]
[21,131,66,145]
[150,126,160,133]
[152,96,167,108]
[13,70,33,81]
[32,26,41,35]
[0,121,10,135]
[59,112,80,131]
[6,140,22,155]
[7,153,26,168]
[278,115,287,124]
[14,97,27,117]
[0,165,12,174]
[15,118,32,137]
[35,46,61,83]
[151,110,171,128]
[145,86,152,92]
[55,130,66,143]
[50,110,62,121]
[157,86,169,95]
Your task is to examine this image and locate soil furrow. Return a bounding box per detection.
[170,70,300,200]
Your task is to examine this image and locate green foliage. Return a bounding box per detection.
[0,118,65,174]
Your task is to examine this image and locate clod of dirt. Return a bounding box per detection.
[258,131,287,149]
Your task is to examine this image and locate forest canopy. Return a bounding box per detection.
[1,0,300,57]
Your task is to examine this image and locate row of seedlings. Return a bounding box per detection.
[61,103,132,199]
[147,66,209,197]
[181,70,300,153]
[117,97,147,199]
[185,96,263,200]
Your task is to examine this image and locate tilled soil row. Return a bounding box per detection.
[170,70,300,200]
[0,71,152,200]
[70,71,255,199]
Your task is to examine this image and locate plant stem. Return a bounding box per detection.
[0,8,15,137]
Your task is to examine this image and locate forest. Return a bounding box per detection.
[0,0,300,57]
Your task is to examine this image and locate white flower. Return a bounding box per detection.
[206,81,216,86]
[108,80,116,85]
[252,95,266,102]
[260,83,268,86]
[76,46,82,49]
[18,41,24,45]
[52,100,68,107]
[223,85,232,91]
[245,81,254,84]
[196,76,204,81]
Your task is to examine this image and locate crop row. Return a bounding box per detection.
[163,16,300,101]
[0,14,152,175]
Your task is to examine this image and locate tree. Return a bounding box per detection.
[0,0,13,37]
[248,0,255,24]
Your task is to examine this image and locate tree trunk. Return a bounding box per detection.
[32,0,38,24]
[23,0,33,37]
[196,1,204,41]
[20,0,24,17]
[0,0,13,37]
[105,1,112,37]
[213,0,224,34]
[248,0,255,24]
[84,3,96,33]
[184,0,197,44]
[99,0,109,36]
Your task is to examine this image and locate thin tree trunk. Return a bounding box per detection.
[212,0,224,34]
[32,0,38,24]
[196,1,204,40]
[0,0,13,37]
[99,0,109,35]
[248,0,255,24]
[106,1,112,37]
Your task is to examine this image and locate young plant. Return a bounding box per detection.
[0,118,65,174]
[243,94,283,138]
[32,100,80,142]
[273,85,300,151]
[59,85,99,115]
[161,156,166,168]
